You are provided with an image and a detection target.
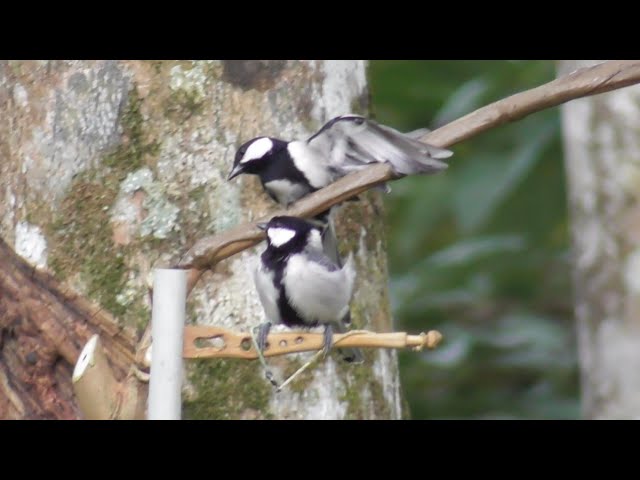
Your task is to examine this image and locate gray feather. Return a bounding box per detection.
[308,115,452,177]
[320,211,342,268]
[405,127,431,140]
[285,251,362,364]
[253,262,282,326]
[304,209,344,268]
[304,248,341,272]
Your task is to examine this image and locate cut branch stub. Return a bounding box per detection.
[72,335,119,419]
[72,335,146,420]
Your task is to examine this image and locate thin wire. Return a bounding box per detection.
[277,330,366,392]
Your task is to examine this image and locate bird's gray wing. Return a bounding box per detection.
[298,212,343,267]
[303,251,363,363]
[253,262,282,325]
[303,248,341,272]
[307,115,452,177]
[284,252,363,363]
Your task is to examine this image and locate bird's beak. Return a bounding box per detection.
[227,165,244,181]
[256,222,268,231]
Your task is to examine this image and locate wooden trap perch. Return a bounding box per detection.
[184,326,444,394]
[184,325,443,359]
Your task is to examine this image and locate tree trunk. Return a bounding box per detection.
[0,60,404,419]
[559,60,640,419]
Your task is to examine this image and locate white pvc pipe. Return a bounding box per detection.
[148,268,187,420]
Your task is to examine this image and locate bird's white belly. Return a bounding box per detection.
[282,254,351,324]
[264,179,310,207]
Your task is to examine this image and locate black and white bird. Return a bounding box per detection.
[253,215,363,363]
[227,115,452,264]
[227,114,452,202]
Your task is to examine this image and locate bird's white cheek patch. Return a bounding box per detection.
[267,227,296,247]
[241,137,273,164]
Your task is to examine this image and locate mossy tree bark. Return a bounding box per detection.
[559,60,640,419]
[0,60,404,419]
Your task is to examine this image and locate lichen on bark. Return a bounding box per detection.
[46,83,159,329]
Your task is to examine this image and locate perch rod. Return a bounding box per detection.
[183,326,443,359]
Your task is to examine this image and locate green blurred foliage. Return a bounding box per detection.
[369,61,579,419]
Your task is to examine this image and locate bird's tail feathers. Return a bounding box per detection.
[316,210,343,268]
[411,143,452,174]
[374,122,453,175]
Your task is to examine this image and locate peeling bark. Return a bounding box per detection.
[559,60,640,419]
[0,236,138,419]
[0,60,403,419]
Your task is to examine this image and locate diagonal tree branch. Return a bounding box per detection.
[422,59,640,147]
[179,60,640,294]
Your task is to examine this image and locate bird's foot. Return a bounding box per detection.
[251,323,278,389]
[256,322,271,354]
[323,324,334,359]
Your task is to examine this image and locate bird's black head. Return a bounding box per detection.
[228,137,286,181]
[257,216,322,253]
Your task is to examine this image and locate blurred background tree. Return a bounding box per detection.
[369,60,579,419]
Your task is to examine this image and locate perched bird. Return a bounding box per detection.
[227,115,452,264]
[253,215,363,363]
[227,114,451,203]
